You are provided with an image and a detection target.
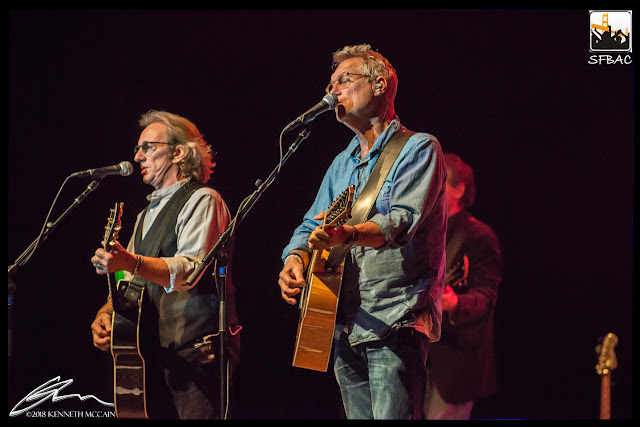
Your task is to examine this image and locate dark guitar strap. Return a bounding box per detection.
[445,226,468,270]
[324,127,415,272]
[122,181,203,305]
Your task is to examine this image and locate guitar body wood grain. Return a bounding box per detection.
[293,248,344,372]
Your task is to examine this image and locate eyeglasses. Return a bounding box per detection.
[325,72,372,94]
[133,141,170,156]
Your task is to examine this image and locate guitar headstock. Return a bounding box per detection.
[103,202,124,252]
[596,332,618,375]
[323,186,355,230]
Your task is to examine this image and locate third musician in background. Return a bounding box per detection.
[277,44,447,419]
[424,153,503,419]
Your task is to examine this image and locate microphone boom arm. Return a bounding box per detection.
[8,178,103,277]
[186,127,311,284]
[184,126,311,419]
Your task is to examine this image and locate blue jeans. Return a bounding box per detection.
[333,327,429,419]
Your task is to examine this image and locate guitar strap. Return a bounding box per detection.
[324,127,415,272]
[445,225,467,270]
[122,181,203,305]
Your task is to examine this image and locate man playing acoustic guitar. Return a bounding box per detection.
[278,44,447,419]
[90,110,240,419]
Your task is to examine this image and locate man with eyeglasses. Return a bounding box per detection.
[278,44,447,419]
[89,110,240,419]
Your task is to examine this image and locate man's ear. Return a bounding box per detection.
[373,76,387,96]
[172,145,187,164]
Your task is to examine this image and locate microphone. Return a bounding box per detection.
[283,93,338,132]
[70,161,133,179]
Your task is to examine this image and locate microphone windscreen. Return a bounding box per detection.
[119,161,134,176]
[323,93,338,108]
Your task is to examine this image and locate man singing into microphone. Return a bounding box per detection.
[278,44,447,419]
[89,110,240,419]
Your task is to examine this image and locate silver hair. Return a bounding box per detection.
[139,110,215,183]
[331,44,398,104]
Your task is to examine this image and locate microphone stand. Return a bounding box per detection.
[185,127,312,419]
[8,178,103,394]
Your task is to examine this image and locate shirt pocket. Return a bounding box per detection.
[375,179,393,216]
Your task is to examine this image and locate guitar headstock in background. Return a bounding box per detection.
[596,332,618,376]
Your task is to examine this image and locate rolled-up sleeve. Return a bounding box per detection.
[369,134,446,249]
[164,189,230,293]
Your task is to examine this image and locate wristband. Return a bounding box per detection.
[132,255,143,277]
[345,225,359,246]
[285,253,305,270]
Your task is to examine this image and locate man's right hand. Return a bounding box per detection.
[278,255,306,305]
[91,311,112,351]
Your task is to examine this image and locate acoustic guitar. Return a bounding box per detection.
[292,186,354,372]
[102,203,148,419]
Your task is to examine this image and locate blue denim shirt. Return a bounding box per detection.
[282,119,447,346]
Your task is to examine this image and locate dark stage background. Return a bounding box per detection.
[8,10,632,419]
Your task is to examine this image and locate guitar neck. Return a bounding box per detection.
[600,373,611,419]
[595,332,618,419]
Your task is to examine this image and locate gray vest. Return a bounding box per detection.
[134,182,219,350]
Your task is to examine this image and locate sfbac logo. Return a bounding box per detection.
[589,11,632,52]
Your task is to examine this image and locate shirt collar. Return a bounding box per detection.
[146,178,191,203]
[347,117,402,161]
